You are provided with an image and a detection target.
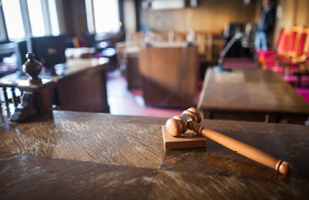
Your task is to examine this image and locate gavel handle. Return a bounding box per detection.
[188,121,292,175]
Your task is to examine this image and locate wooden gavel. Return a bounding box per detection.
[165,107,293,175]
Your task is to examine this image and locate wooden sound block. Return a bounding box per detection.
[162,126,206,150]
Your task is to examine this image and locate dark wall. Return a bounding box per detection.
[61,0,88,37]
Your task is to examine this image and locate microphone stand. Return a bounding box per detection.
[214,32,244,72]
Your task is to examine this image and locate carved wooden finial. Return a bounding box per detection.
[23,53,42,84]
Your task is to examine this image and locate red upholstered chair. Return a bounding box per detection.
[272,28,309,76]
[292,29,309,58]
[256,28,284,68]
[258,29,291,70]
[291,45,309,87]
[255,28,283,58]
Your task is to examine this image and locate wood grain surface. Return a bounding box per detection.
[139,45,198,108]
[198,68,309,122]
[0,111,309,199]
[162,126,206,150]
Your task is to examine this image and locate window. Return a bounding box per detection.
[85,0,94,34]
[0,0,61,41]
[2,0,26,39]
[86,0,121,35]
[27,0,46,37]
[48,0,60,36]
[0,2,8,42]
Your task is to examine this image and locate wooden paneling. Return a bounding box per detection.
[61,0,75,37]
[139,45,198,108]
[254,0,263,22]
[72,0,88,37]
[273,0,309,46]
[57,66,109,112]
[56,58,110,112]
[61,0,88,37]
[295,0,309,27]
[140,0,258,33]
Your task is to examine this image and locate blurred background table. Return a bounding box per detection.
[198,68,309,123]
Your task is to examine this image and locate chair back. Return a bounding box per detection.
[194,31,213,62]
[293,28,309,57]
[277,30,291,54]
[286,27,298,53]
[163,31,186,43]
[275,28,284,49]
[304,29,309,57]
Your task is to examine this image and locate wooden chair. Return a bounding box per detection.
[116,31,145,69]
[195,31,213,63]
[162,31,187,43]
[276,28,309,75]
[174,31,187,42]
[289,30,309,87]
[262,27,308,75]
[125,31,145,46]
[256,28,284,67]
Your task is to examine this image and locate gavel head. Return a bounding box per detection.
[165,107,203,137]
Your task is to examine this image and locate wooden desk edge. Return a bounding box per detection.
[197,67,213,109]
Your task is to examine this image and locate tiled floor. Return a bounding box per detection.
[107,70,185,117]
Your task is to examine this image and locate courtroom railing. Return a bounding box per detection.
[0,53,54,122]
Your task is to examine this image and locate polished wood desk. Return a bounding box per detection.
[198,68,309,123]
[0,58,110,113]
[0,111,308,199]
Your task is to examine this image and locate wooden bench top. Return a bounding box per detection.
[0,111,308,199]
